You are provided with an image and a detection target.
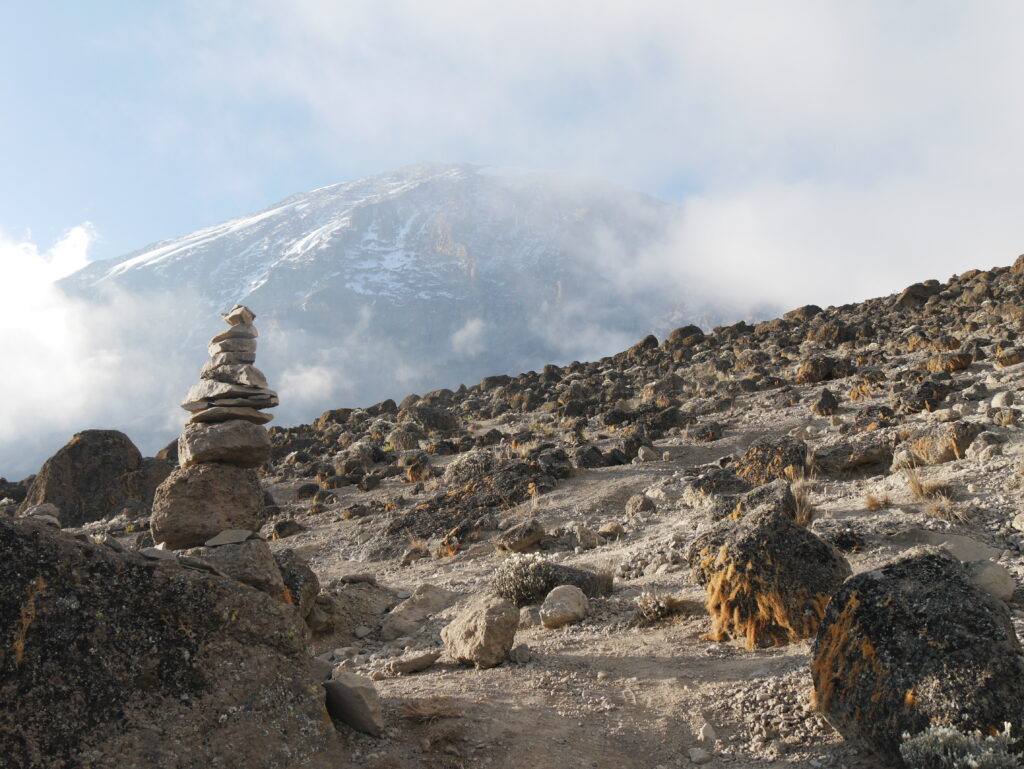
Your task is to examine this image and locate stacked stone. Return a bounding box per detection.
[150,305,278,550]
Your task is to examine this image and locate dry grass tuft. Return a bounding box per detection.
[785,462,817,527]
[903,468,964,523]
[399,696,463,723]
[864,492,891,511]
[923,496,968,524]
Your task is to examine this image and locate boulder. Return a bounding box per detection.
[324,673,384,737]
[903,421,983,465]
[151,464,265,549]
[273,549,321,618]
[813,433,895,477]
[811,388,839,416]
[540,585,589,629]
[379,584,458,641]
[687,507,850,648]
[177,420,271,468]
[495,518,545,552]
[441,594,519,669]
[17,430,159,527]
[0,518,337,768]
[186,539,287,600]
[734,435,807,486]
[811,547,1024,767]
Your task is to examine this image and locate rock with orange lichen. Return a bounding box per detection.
[811,546,1024,768]
[685,506,850,649]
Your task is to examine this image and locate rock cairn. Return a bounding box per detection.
[151,305,278,549]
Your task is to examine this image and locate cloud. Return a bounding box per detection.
[278,364,343,407]
[0,226,205,478]
[451,318,486,356]
[159,2,1024,309]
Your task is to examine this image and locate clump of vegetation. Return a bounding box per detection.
[491,554,613,606]
[864,492,892,511]
[904,468,964,522]
[631,590,685,627]
[785,463,817,526]
[900,724,1020,769]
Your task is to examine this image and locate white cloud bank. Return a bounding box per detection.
[0,227,198,478]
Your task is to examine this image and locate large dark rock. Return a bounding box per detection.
[0,518,337,768]
[687,507,850,649]
[811,546,1024,767]
[17,430,169,527]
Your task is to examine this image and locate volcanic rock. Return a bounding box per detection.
[17,429,168,527]
[687,507,851,648]
[0,517,337,768]
[151,464,265,549]
[811,546,1024,766]
[178,420,271,469]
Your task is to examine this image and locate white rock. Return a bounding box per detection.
[992,391,1015,408]
[698,722,717,743]
[966,560,1017,602]
[540,584,588,629]
[441,594,518,669]
[637,446,659,462]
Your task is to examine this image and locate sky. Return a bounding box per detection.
[4,1,1024,477]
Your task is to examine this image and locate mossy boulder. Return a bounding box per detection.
[811,546,1024,767]
[687,507,850,648]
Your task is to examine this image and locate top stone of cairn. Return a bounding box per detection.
[223,304,256,326]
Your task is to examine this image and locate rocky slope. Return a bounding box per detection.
[6,256,1024,768]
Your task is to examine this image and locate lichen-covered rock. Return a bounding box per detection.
[687,507,850,648]
[17,430,168,527]
[186,539,287,600]
[811,546,1024,767]
[0,518,337,768]
[151,464,265,549]
[273,548,320,618]
[734,436,807,486]
[441,593,518,669]
[680,467,752,509]
[491,554,612,606]
[925,352,972,373]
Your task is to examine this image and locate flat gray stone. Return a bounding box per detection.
[205,529,255,547]
[140,547,177,561]
[210,323,258,344]
[189,406,273,425]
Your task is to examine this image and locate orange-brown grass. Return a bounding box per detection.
[811,592,888,714]
[701,545,830,649]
